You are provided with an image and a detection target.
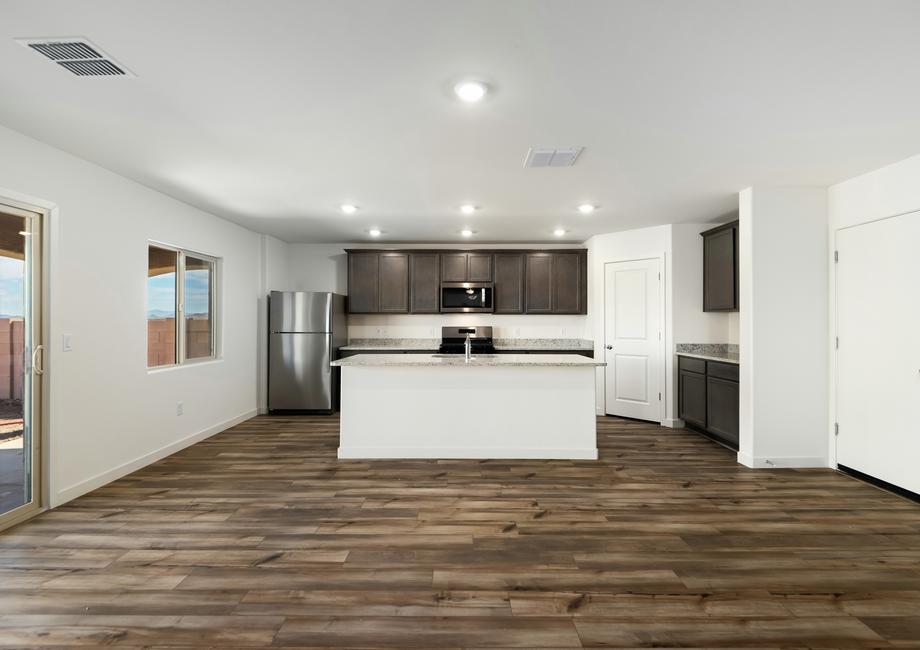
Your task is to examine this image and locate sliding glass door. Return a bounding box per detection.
[0,202,42,529]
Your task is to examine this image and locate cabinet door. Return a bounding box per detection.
[440,253,468,282]
[706,376,739,446]
[468,253,493,282]
[525,253,553,313]
[410,253,439,313]
[493,253,525,313]
[378,253,409,313]
[678,370,707,428]
[551,252,583,313]
[703,225,737,311]
[347,253,379,313]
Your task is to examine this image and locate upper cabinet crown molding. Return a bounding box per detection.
[345,248,587,315]
[701,220,739,312]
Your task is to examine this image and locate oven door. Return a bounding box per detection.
[440,283,494,313]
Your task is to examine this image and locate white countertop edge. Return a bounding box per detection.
[332,353,605,367]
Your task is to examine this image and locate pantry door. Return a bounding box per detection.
[836,210,920,495]
[604,258,663,422]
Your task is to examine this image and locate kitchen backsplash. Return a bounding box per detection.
[347,313,589,341]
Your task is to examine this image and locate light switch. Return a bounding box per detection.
[62,334,73,352]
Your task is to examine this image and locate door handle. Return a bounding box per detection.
[606,345,613,350]
[32,344,44,375]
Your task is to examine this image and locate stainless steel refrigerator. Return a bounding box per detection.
[268,291,347,412]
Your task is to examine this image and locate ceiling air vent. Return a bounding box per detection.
[523,147,583,168]
[15,37,134,77]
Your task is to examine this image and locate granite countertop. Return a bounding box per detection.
[676,351,739,364]
[332,353,606,367]
[340,338,593,351]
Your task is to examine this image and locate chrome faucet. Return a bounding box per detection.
[464,332,472,363]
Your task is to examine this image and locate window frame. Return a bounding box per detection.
[147,241,220,369]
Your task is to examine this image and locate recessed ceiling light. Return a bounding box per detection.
[341,204,358,215]
[577,204,596,214]
[454,80,487,103]
[460,229,474,238]
[554,228,567,237]
[460,204,477,215]
[368,228,381,237]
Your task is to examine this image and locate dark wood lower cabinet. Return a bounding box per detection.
[706,375,740,445]
[678,370,707,428]
[677,355,739,449]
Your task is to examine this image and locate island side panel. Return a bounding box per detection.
[338,365,598,459]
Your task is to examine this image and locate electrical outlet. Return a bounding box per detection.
[375,327,385,336]
[514,328,521,337]
[176,402,183,416]
[561,327,567,337]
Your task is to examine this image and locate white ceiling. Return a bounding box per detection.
[1,0,919,243]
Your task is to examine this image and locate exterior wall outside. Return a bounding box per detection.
[0,318,24,400]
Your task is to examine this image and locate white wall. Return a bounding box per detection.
[670,222,733,346]
[738,186,828,468]
[0,124,261,507]
[257,234,290,412]
[826,153,920,467]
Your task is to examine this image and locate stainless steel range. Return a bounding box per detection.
[438,326,496,355]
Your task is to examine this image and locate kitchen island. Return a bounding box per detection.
[331,353,606,460]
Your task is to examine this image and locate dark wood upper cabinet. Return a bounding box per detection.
[467,253,493,282]
[440,253,469,282]
[347,252,379,313]
[525,251,587,315]
[551,251,584,314]
[702,220,738,312]
[378,253,409,313]
[525,253,554,314]
[347,248,586,315]
[493,253,525,314]
[409,253,439,313]
[440,252,492,282]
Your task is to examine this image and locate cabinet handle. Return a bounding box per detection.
[606,345,613,350]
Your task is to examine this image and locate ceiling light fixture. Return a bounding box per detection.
[577,204,596,214]
[341,204,358,215]
[460,204,477,215]
[368,228,381,237]
[554,228,567,237]
[454,80,487,103]
[461,229,474,238]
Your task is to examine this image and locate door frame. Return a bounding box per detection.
[0,191,52,532]
[601,255,666,424]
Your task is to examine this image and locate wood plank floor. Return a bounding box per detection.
[2,415,920,648]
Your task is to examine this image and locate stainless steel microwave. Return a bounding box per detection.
[440,282,494,313]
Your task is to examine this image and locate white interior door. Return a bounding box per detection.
[836,210,920,494]
[604,258,662,422]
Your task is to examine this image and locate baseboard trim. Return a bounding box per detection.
[662,418,684,429]
[737,452,827,469]
[338,446,599,460]
[53,409,257,507]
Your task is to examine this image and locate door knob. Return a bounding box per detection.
[606,345,613,350]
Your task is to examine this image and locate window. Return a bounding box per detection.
[147,244,218,367]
